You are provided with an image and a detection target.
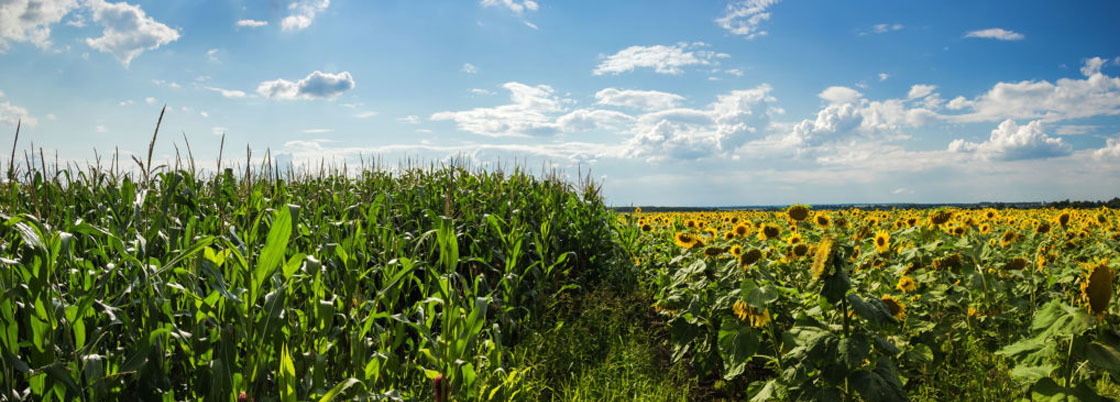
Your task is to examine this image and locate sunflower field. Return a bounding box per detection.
[620,206,1120,401]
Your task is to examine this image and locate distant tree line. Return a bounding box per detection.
[612,197,1120,212]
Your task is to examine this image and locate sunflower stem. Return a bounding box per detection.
[1063,333,1076,390]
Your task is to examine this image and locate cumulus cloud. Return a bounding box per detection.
[594,88,685,111]
[236,19,268,28]
[818,86,862,104]
[945,58,1120,122]
[716,0,779,39]
[878,73,889,81]
[907,84,937,99]
[281,0,329,31]
[462,63,478,74]
[624,85,777,161]
[0,0,79,51]
[556,109,635,132]
[593,42,728,75]
[1094,137,1120,160]
[431,82,565,137]
[85,0,180,67]
[257,70,355,100]
[964,28,1024,41]
[1082,56,1107,76]
[480,0,538,14]
[0,101,36,126]
[948,119,1071,160]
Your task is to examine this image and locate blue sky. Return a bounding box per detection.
[2,0,1120,206]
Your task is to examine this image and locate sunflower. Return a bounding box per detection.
[674,232,701,248]
[999,230,1018,247]
[1080,259,1113,318]
[896,275,917,293]
[787,204,810,221]
[705,227,719,237]
[874,230,891,254]
[634,207,642,214]
[1058,212,1071,227]
[704,246,727,257]
[758,224,781,241]
[906,217,918,227]
[733,223,751,237]
[724,231,736,241]
[816,214,831,228]
[732,301,772,328]
[1036,221,1051,234]
[787,233,803,246]
[929,209,953,226]
[640,223,653,232]
[985,210,996,220]
[730,245,743,258]
[1004,257,1028,271]
[979,223,992,235]
[685,219,698,229]
[739,248,762,269]
[881,295,906,320]
[792,243,810,258]
[811,238,834,280]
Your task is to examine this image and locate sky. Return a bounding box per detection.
[1,0,1120,206]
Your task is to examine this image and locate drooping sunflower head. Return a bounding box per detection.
[1080,259,1114,318]
[1004,257,1028,271]
[787,204,810,221]
[1059,212,1072,227]
[739,248,763,269]
[881,294,906,320]
[758,224,781,241]
[811,238,835,280]
[874,230,891,254]
[1000,230,1018,247]
[703,246,727,257]
[1036,221,1051,234]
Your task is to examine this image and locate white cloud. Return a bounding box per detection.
[46,113,56,120]
[199,111,208,118]
[257,70,355,100]
[354,111,377,118]
[523,21,538,30]
[716,0,779,39]
[624,85,776,160]
[119,99,134,106]
[470,88,495,95]
[211,127,226,136]
[1094,137,1120,160]
[964,28,1024,41]
[207,48,219,63]
[593,42,727,75]
[153,79,181,89]
[1081,56,1107,76]
[1054,125,1094,135]
[948,119,1071,160]
[431,82,565,137]
[907,84,937,99]
[399,115,420,124]
[0,0,78,52]
[95,125,107,133]
[878,73,889,81]
[236,19,268,28]
[206,87,249,99]
[462,63,478,74]
[818,86,862,104]
[725,68,744,76]
[302,128,334,134]
[946,59,1120,122]
[145,96,157,105]
[0,101,36,126]
[870,23,903,34]
[594,88,685,111]
[281,0,329,31]
[85,0,180,67]
[480,0,538,14]
[556,109,634,132]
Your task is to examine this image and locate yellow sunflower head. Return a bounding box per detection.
[881,294,906,320]
[929,209,953,226]
[896,275,917,293]
[674,232,699,248]
[1036,221,1051,234]
[1059,212,1071,227]
[733,223,751,237]
[758,224,781,241]
[1080,259,1114,318]
[739,248,763,269]
[874,230,891,254]
[730,245,743,257]
[811,238,835,280]
[787,233,803,246]
[787,204,810,221]
[816,214,831,228]
[640,223,653,232]
[792,243,810,258]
